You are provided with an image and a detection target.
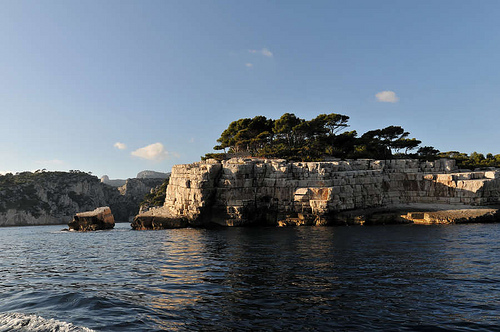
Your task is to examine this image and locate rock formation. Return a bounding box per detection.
[68,206,115,231]
[0,171,164,226]
[111,178,167,221]
[100,175,127,187]
[133,158,500,229]
[101,171,168,188]
[400,208,499,224]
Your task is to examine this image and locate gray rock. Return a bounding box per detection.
[100,175,126,187]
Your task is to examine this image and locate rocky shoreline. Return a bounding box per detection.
[0,171,165,226]
[133,158,500,229]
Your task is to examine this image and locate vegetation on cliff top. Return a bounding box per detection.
[0,170,98,217]
[204,113,500,169]
[437,151,500,169]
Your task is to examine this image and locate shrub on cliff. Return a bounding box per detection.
[140,178,169,210]
[438,151,500,169]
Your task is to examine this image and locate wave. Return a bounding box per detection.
[0,313,94,332]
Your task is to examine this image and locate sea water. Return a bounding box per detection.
[1,222,500,331]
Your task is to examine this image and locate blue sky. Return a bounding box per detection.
[1,1,499,178]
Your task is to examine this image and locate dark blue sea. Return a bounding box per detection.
[2,222,500,331]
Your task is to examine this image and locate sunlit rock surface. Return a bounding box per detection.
[401,208,499,224]
[133,158,500,229]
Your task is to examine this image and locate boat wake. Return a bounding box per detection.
[0,313,94,332]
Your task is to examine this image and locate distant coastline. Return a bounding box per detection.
[0,170,167,227]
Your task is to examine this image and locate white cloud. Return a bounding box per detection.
[245,63,253,68]
[114,142,127,150]
[131,143,170,161]
[376,90,399,103]
[0,170,13,175]
[249,48,273,57]
[261,48,273,57]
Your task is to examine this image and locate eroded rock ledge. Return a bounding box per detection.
[132,158,500,229]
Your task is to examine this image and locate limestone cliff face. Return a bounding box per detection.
[0,171,164,226]
[0,172,108,226]
[133,158,500,228]
[112,178,166,221]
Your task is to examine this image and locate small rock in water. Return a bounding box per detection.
[68,206,115,231]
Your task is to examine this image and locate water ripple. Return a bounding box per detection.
[2,223,500,330]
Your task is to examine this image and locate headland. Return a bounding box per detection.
[133,158,500,229]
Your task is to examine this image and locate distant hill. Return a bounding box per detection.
[100,175,126,187]
[0,171,165,226]
[136,170,170,179]
[100,171,169,187]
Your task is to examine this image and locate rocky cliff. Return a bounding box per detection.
[132,158,500,229]
[0,171,164,226]
[112,178,166,221]
[100,175,127,187]
[101,171,169,187]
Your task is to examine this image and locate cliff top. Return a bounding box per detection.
[176,157,460,174]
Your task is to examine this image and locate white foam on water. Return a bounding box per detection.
[0,313,95,332]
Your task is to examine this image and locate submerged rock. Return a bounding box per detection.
[68,206,115,231]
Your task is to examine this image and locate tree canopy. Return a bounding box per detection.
[206,113,424,161]
[204,112,500,169]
